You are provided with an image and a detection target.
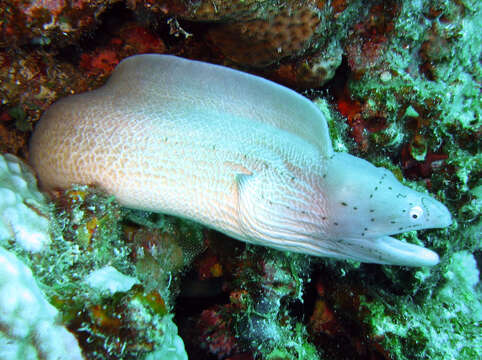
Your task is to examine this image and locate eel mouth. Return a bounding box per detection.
[369,235,439,266]
[261,234,440,267]
[331,235,440,266]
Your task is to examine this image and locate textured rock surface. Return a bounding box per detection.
[0,246,84,360]
[84,265,140,295]
[0,153,50,252]
[207,6,321,66]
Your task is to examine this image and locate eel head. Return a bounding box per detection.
[237,152,451,267]
[318,152,452,266]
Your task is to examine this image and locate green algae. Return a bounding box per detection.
[349,0,481,155]
[361,251,481,360]
[8,106,32,131]
[265,323,320,360]
[229,247,320,359]
[316,2,481,359]
[343,0,481,256]
[6,185,201,360]
[316,97,351,154]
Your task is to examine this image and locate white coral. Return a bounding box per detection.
[0,154,50,252]
[0,246,84,360]
[84,265,139,295]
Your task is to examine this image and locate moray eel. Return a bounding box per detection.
[29,54,452,266]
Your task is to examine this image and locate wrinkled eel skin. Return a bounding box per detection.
[30,54,452,266]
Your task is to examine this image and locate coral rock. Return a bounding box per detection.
[208,6,320,66]
[0,246,84,360]
[174,0,269,21]
[0,153,50,252]
[84,265,140,295]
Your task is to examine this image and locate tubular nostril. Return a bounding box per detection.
[421,196,452,228]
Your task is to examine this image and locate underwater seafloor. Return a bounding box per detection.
[0,1,480,359]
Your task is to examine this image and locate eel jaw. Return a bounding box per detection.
[335,235,440,266]
[255,234,440,267]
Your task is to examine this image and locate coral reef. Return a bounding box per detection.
[1,0,480,359]
[179,237,320,359]
[361,251,481,360]
[0,155,197,360]
[206,6,321,67]
[27,185,201,359]
[0,0,116,47]
[342,0,481,255]
[0,15,165,155]
[84,265,139,294]
[139,0,357,87]
[0,246,83,360]
[0,153,50,252]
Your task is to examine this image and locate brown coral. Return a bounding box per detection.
[208,5,320,66]
[180,0,264,21]
[1,0,113,47]
[345,2,399,76]
[0,49,88,155]
[273,47,343,88]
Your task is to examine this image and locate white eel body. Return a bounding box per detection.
[30,55,452,266]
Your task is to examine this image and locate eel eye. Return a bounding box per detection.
[409,206,423,220]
